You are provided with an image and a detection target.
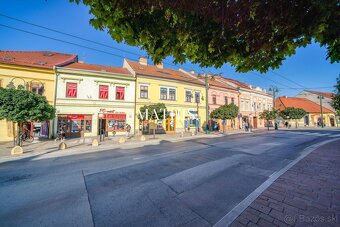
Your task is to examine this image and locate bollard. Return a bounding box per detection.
[58,142,67,150]
[180,132,184,137]
[140,135,146,141]
[11,146,23,155]
[92,139,99,147]
[191,131,195,136]
[118,137,126,144]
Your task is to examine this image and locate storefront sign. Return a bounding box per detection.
[66,115,85,119]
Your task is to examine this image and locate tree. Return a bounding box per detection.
[210,104,238,133]
[71,0,339,72]
[280,107,307,128]
[332,76,340,116]
[0,88,55,145]
[259,109,278,130]
[138,103,169,121]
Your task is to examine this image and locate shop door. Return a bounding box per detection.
[98,119,106,135]
[330,117,335,127]
[166,117,176,133]
[253,117,258,128]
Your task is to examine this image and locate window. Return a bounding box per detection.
[231,98,235,104]
[225,96,228,105]
[99,85,108,99]
[241,100,244,110]
[185,90,192,102]
[66,82,77,98]
[116,86,125,100]
[263,103,266,110]
[160,88,167,100]
[245,101,249,110]
[169,88,176,100]
[140,85,148,99]
[212,95,217,104]
[31,83,44,95]
[195,91,200,103]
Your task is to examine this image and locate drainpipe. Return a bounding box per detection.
[134,75,137,135]
[205,74,209,134]
[52,67,59,139]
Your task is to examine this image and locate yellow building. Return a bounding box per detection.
[124,58,207,134]
[0,51,77,141]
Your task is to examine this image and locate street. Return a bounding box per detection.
[0,129,339,227]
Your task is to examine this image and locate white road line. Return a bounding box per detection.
[213,137,340,227]
[330,134,340,138]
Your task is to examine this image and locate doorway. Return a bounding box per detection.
[253,117,258,128]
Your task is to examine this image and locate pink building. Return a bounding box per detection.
[208,76,240,130]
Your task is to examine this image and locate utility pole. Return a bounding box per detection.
[205,73,209,134]
[269,86,279,109]
[318,95,324,128]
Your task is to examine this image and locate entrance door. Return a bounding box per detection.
[304,116,309,126]
[166,117,176,133]
[253,117,258,128]
[330,116,335,127]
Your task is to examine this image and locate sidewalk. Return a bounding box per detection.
[231,139,340,227]
[0,129,259,159]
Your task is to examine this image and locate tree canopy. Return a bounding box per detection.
[72,0,339,72]
[280,107,307,128]
[259,109,278,130]
[0,88,55,123]
[210,104,238,120]
[332,76,340,116]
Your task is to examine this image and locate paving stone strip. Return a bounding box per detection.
[230,139,340,227]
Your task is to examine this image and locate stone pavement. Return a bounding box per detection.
[231,139,340,227]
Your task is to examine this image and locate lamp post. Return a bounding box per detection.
[317,95,324,128]
[99,112,104,142]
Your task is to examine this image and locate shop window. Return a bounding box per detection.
[225,96,228,105]
[57,115,92,136]
[169,88,176,100]
[116,86,125,100]
[160,87,167,100]
[212,95,217,104]
[185,90,192,102]
[66,82,77,98]
[31,83,44,95]
[195,91,200,103]
[99,85,109,99]
[140,85,148,99]
[106,113,127,132]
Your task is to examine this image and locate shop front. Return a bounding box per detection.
[57,114,92,138]
[99,111,127,136]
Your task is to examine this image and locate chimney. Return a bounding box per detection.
[139,57,148,65]
[190,70,195,74]
[78,60,85,64]
[284,96,288,99]
[156,62,164,69]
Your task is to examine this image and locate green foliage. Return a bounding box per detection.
[210,104,238,120]
[0,88,55,123]
[259,109,278,121]
[139,103,169,120]
[71,0,339,72]
[280,107,307,120]
[332,76,340,116]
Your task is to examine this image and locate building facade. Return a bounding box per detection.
[55,62,136,138]
[296,90,336,112]
[276,96,335,127]
[124,58,207,134]
[220,78,273,129]
[0,51,77,141]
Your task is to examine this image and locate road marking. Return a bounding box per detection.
[330,134,340,138]
[213,137,340,227]
[133,157,145,160]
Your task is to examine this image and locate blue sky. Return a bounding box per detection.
[0,0,339,97]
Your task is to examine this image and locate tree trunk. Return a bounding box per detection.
[267,120,269,131]
[295,119,298,128]
[17,122,21,146]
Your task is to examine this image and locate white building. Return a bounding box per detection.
[54,62,135,138]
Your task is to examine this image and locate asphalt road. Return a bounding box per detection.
[0,129,339,227]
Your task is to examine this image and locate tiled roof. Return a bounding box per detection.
[125,60,204,85]
[219,77,251,89]
[304,90,335,99]
[209,77,238,91]
[0,51,77,69]
[64,62,131,75]
[276,97,334,113]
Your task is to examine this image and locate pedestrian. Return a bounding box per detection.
[125,123,131,137]
[244,121,249,132]
[285,121,289,128]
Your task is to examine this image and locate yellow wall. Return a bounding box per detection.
[0,64,55,141]
[135,76,207,133]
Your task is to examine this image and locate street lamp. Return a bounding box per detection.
[99,112,104,142]
[317,95,324,128]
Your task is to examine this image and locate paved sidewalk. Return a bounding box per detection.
[231,139,340,227]
[0,129,260,159]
